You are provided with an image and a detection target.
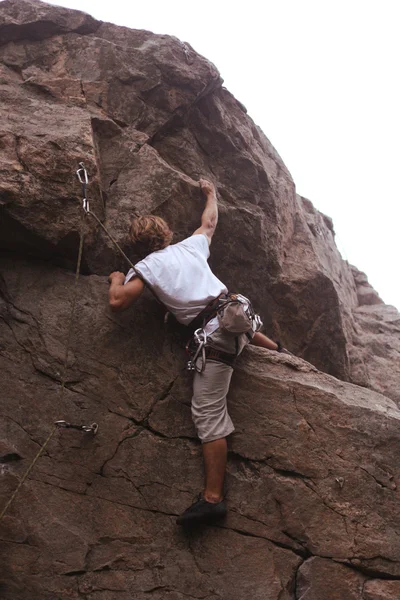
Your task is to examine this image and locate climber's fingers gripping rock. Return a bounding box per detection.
[199,178,215,197]
[108,271,126,285]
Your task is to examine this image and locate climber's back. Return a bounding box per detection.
[125,232,227,325]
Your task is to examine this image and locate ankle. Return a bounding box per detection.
[203,490,223,504]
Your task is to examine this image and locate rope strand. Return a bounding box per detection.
[87,206,160,303]
[0,426,57,522]
[88,210,136,271]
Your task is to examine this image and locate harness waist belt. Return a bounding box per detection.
[205,347,236,367]
[189,293,227,332]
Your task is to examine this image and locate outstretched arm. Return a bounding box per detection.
[193,178,218,244]
[108,271,145,312]
[251,332,279,351]
[251,332,293,355]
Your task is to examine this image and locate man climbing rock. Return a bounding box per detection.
[108,179,283,525]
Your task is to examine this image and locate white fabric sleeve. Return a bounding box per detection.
[181,234,210,258]
[125,259,153,287]
[124,268,136,284]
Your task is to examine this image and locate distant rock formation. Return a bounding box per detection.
[1,1,399,599]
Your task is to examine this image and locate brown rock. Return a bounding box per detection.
[0,0,100,44]
[1,258,400,599]
[349,303,400,403]
[363,580,400,600]
[352,266,384,307]
[296,557,366,599]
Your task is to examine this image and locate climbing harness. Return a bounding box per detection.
[217,293,263,335]
[185,293,263,372]
[188,293,225,333]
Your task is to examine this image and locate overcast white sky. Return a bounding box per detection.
[45,0,400,309]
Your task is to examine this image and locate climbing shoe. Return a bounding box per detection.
[176,494,227,526]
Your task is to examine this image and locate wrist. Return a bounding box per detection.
[110,276,125,286]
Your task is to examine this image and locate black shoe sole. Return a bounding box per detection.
[176,510,227,526]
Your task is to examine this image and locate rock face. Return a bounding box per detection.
[0,1,400,599]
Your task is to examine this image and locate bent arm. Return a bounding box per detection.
[251,332,279,351]
[193,178,218,244]
[109,272,145,312]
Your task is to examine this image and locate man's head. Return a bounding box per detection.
[129,215,173,258]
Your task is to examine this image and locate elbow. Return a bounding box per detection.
[202,219,217,238]
[109,298,125,312]
[203,216,217,229]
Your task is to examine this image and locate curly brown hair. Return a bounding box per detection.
[129,215,173,258]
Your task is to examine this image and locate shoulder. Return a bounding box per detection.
[124,251,160,284]
[177,234,210,257]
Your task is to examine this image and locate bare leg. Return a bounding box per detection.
[202,438,227,503]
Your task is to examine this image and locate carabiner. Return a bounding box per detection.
[76,162,89,185]
[76,162,90,213]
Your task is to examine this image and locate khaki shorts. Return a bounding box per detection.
[191,328,251,443]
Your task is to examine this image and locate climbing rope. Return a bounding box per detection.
[76,162,139,273]
[0,173,98,524]
[76,163,160,303]
[0,425,58,522]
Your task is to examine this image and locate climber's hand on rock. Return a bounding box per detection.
[108,271,125,285]
[199,178,215,197]
[276,340,294,355]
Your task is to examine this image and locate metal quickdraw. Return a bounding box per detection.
[186,328,208,373]
[76,162,89,213]
[55,420,99,434]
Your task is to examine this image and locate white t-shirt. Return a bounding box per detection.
[124,234,228,325]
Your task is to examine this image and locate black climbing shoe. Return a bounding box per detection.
[176,494,227,526]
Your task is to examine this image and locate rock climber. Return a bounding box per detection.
[108,179,285,525]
